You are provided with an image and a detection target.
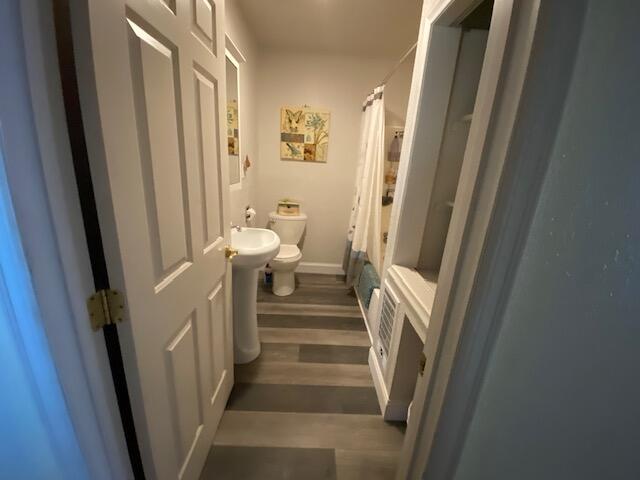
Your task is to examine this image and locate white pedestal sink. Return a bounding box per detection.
[230,227,280,364]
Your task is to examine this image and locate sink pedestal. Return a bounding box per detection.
[232,266,261,364]
[230,227,280,364]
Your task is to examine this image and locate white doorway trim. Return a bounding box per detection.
[394,0,587,478]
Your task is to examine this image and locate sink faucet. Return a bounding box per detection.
[231,224,242,232]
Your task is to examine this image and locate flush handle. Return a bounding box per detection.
[225,245,239,260]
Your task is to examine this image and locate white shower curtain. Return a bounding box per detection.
[344,86,385,286]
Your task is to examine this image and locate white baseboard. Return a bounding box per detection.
[296,262,344,275]
[355,292,373,345]
[369,347,390,417]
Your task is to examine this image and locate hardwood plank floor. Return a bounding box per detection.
[335,449,400,480]
[258,313,366,331]
[257,342,300,362]
[201,446,336,480]
[203,273,404,479]
[258,302,361,317]
[259,327,371,347]
[299,344,370,365]
[235,360,373,386]
[214,411,405,451]
[227,383,381,414]
[257,274,359,307]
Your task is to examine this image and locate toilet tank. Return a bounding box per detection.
[268,212,307,244]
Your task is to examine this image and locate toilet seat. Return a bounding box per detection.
[274,244,301,261]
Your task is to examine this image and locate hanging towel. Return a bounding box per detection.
[356,263,380,310]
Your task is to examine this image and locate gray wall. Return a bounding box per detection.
[453,1,640,479]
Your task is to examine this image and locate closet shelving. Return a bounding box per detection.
[370,27,490,421]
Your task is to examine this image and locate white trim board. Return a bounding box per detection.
[369,347,389,417]
[354,289,374,346]
[295,262,345,275]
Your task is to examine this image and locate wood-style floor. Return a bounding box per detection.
[200,274,404,479]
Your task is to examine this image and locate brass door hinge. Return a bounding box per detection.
[87,289,125,331]
[419,352,427,376]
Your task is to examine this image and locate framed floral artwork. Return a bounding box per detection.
[227,99,239,156]
[280,106,330,163]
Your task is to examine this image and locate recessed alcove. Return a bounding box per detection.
[372,0,494,420]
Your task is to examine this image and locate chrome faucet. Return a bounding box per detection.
[231,224,242,232]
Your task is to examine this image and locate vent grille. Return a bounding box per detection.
[378,288,397,356]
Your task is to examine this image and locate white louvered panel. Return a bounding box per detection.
[378,287,398,356]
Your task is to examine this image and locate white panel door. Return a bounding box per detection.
[73,0,232,478]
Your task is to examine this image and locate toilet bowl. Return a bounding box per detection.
[268,211,307,296]
[270,244,302,296]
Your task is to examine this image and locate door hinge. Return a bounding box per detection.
[419,352,427,376]
[87,289,125,331]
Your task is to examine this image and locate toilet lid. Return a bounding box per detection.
[275,244,300,260]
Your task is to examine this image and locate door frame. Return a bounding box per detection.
[5,0,131,477]
[394,0,587,478]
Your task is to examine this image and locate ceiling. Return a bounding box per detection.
[236,0,423,58]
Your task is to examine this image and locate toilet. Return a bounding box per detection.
[268,212,307,296]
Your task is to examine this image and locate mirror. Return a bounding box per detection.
[226,50,241,185]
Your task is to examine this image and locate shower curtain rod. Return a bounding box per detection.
[379,41,418,87]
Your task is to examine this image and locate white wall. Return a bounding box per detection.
[381,53,414,269]
[255,51,413,268]
[384,51,414,128]
[452,2,640,478]
[225,0,259,226]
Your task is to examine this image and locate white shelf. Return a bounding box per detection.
[387,265,438,343]
[416,269,439,284]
